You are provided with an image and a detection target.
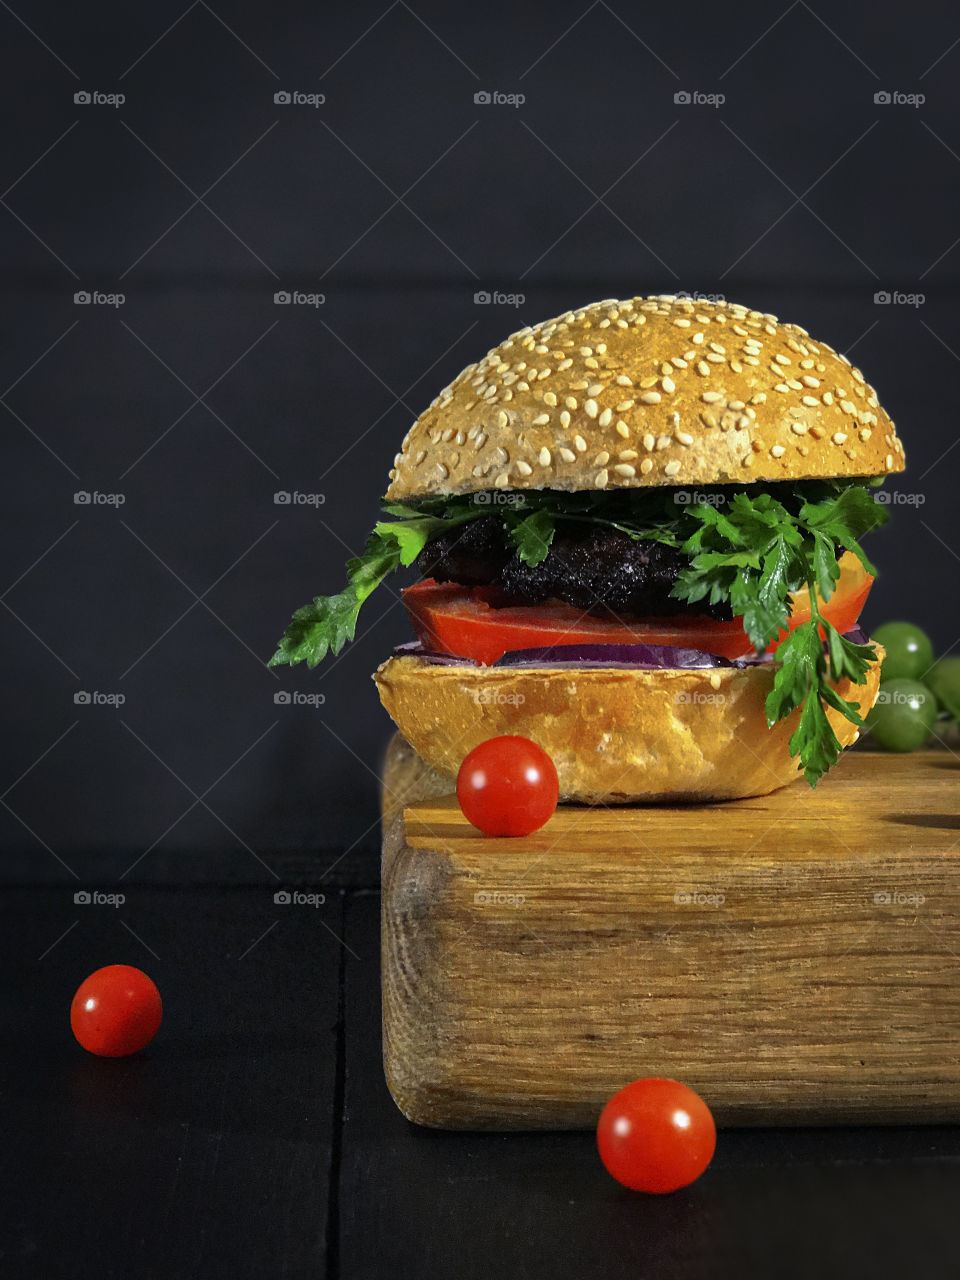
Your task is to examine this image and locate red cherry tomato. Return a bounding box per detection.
[597,1077,716,1194]
[70,964,162,1058]
[456,735,559,837]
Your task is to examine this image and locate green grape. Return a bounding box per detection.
[924,655,960,721]
[872,621,934,681]
[864,678,937,751]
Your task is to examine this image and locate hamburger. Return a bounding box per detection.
[270,294,905,802]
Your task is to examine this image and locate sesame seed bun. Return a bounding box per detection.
[373,649,883,802]
[387,295,905,500]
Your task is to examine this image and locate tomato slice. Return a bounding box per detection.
[402,551,873,666]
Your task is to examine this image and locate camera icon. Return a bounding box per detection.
[874,891,892,905]
[473,890,492,905]
[674,90,691,104]
[674,890,692,904]
[273,290,291,304]
[74,890,91,904]
[874,290,891,304]
[274,691,292,705]
[274,91,291,105]
[74,290,91,304]
[674,691,691,704]
[73,490,91,504]
[273,490,292,504]
[474,90,491,105]
[673,489,691,504]
[74,691,91,704]
[874,90,891,105]
[472,491,492,503]
[473,290,491,304]
[274,889,291,904]
[74,90,91,105]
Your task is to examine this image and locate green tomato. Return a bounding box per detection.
[872,621,934,681]
[924,655,960,721]
[864,678,937,751]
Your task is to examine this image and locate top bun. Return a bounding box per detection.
[386,295,905,500]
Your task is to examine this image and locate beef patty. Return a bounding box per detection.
[414,517,732,621]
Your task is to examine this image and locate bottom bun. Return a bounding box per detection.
[373,651,884,803]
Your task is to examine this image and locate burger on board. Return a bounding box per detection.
[270,294,905,802]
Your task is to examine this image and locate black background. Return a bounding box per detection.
[1,0,958,873]
[3,5,960,1279]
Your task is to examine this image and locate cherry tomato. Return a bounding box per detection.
[70,964,162,1057]
[597,1077,716,1194]
[456,735,558,836]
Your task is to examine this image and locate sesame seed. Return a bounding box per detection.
[852,367,865,383]
[664,459,681,476]
[832,431,847,445]
[657,435,672,449]
[673,318,691,327]
[574,434,587,452]
[580,346,593,357]
[595,468,609,488]
[709,671,722,690]
[558,447,576,462]
[532,413,550,426]
[618,448,638,459]
[538,447,552,467]
[661,376,676,393]
[775,383,790,394]
[640,376,658,388]
[802,396,819,407]
[775,353,791,365]
[640,457,653,474]
[584,398,599,418]
[791,422,807,435]
[584,358,599,369]
[692,332,705,344]
[437,462,449,478]
[557,358,573,370]
[516,459,533,476]
[616,400,635,412]
[677,431,694,445]
[640,391,661,404]
[801,375,819,387]
[821,392,834,406]
[616,374,633,386]
[559,410,571,428]
[701,391,722,403]
[697,361,710,376]
[885,453,894,469]
[706,353,724,364]
[565,396,578,410]
[594,450,610,466]
[860,427,872,441]
[709,342,726,355]
[414,449,426,465]
[700,411,717,429]
[588,383,604,396]
[543,391,558,407]
[614,463,636,477]
[642,433,655,451]
[598,407,613,428]
[475,432,487,449]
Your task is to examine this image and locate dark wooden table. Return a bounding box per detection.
[2,877,960,1279]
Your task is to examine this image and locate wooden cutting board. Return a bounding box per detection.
[380,735,960,1130]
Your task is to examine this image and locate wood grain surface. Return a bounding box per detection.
[381,736,960,1130]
